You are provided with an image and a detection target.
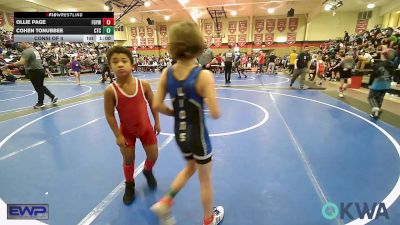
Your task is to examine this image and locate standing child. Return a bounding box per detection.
[104,46,160,205]
[71,57,81,85]
[308,54,318,80]
[367,48,396,118]
[239,53,248,78]
[151,21,224,225]
[314,56,326,85]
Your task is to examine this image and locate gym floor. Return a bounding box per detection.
[0,72,399,225]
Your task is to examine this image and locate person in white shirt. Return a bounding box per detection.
[234,43,240,56]
[357,50,373,69]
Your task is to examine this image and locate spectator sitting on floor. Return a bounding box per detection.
[1,68,17,83]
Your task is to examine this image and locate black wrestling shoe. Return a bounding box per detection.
[143,170,157,190]
[123,181,135,205]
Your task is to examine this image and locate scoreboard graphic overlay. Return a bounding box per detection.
[14,12,114,43]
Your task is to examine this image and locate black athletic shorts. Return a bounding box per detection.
[340,69,352,79]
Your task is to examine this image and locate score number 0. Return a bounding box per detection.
[103,18,114,26]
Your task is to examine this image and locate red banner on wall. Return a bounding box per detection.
[0,11,5,27]
[140,37,146,48]
[204,23,212,35]
[131,27,137,37]
[228,35,236,46]
[146,26,154,37]
[132,38,138,47]
[213,37,222,47]
[277,19,287,32]
[355,19,368,34]
[138,26,146,37]
[147,38,154,48]
[160,36,168,49]
[205,36,212,47]
[266,19,275,33]
[255,19,264,32]
[6,13,13,27]
[228,21,237,34]
[254,34,263,46]
[238,34,246,47]
[239,20,247,33]
[265,33,274,46]
[159,24,167,36]
[287,32,296,45]
[288,18,298,32]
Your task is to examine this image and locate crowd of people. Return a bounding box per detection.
[1,24,399,117]
[301,26,400,87]
[194,25,400,118]
[197,44,285,77]
[287,26,400,118]
[132,53,172,73]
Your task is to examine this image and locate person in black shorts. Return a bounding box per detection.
[5,42,58,109]
[338,53,354,98]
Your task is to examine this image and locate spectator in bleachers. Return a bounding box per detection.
[100,50,112,83]
[42,57,53,78]
[59,55,69,77]
[357,50,373,69]
[344,31,350,43]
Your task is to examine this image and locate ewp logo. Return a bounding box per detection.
[7,204,49,220]
[322,202,389,220]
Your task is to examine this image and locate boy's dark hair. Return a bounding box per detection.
[106,46,133,65]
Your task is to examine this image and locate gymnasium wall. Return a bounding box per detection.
[199,15,307,47]
[124,15,310,56]
[0,9,14,31]
[306,9,382,41]
[380,0,400,27]
[382,11,400,28]
[123,8,388,56]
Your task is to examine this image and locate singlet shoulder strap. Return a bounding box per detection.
[184,66,202,83]
[137,78,146,99]
[110,82,119,107]
[167,66,174,80]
